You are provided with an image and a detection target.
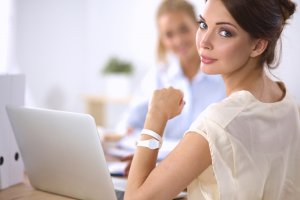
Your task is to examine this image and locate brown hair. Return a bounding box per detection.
[220,0,296,69]
[156,0,197,63]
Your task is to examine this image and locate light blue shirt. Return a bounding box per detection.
[118,57,226,140]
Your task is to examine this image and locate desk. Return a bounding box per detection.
[0,179,186,200]
[82,94,131,127]
[0,176,74,200]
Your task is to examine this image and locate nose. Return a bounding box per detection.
[173,33,184,47]
[196,28,213,50]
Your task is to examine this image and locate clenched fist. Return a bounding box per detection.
[142,87,185,140]
[149,87,185,120]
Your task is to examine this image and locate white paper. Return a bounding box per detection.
[107,161,128,177]
[111,176,127,191]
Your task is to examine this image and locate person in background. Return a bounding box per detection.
[117,0,225,142]
[124,0,300,199]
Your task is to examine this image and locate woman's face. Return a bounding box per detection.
[196,0,256,75]
[158,11,198,62]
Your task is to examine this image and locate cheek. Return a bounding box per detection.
[196,29,201,52]
[219,41,252,68]
[187,32,197,46]
[200,40,252,75]
[161,37,174,50]
[185,27,198,43]
[182,33,197,52]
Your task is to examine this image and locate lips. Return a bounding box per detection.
[200,55,217,64]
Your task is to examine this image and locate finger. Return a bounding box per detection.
[120,154,134,161]
[124,161,132,177]
[180,99,186,106]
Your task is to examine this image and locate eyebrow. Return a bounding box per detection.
[199,15,238,29]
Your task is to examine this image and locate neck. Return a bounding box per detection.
[180,55,200,81]
[223,64,263,95]
[223,62,283,103]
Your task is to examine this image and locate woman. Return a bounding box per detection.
[125,0,300,199]
[117,0,225,140]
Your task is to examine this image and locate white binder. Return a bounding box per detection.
[0,74,25,189]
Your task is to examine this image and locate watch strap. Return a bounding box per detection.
[141,129,162,142]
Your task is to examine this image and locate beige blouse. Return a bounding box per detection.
[186,88,300,200]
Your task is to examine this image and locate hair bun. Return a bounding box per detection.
[279,0,296,21]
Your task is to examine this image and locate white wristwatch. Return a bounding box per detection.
[136,138,161,150]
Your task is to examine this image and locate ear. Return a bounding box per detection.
[250,39,268,58]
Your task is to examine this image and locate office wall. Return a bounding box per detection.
[10,0,162,113]
[0,0,14,73]
[6,0,300,117]
[12,0,87,111]
[276,11,300,101]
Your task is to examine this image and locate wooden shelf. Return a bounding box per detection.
[82,94,131,104]
[81,94,131,127]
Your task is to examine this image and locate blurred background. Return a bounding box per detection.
[1,0,300,129]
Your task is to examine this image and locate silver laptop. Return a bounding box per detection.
[6,106,119,200]
[6,106,187,200]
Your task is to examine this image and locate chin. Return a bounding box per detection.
[176,50,193,59]
[177,53,188,59]
[200,65,219,75]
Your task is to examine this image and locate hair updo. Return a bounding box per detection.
[220,0,296,68]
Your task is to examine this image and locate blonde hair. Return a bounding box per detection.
[156,0,197,63]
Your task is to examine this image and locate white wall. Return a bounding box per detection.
[8,0,163,113]
[0,0,14,73]
[275,7,300,101]
[85,0,161,93]
[5,0,300,117]
[12,0,87,111]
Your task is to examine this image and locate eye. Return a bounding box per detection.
[165,31,173,39]
[179,25,189,34]
[219,29,233,38]
[198,21,207,30]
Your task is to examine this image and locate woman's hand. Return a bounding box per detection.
[149,87,185,120]
[121,154,134,177]
[143,87,185,136]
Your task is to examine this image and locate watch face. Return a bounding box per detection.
[149,139,156,148]
[149,139,159,149]
[136,138,160,149]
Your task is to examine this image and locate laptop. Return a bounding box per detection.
[6,106,120,200]
[6,106,187,200]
